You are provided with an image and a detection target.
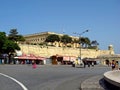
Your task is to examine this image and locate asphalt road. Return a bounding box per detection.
[0,64,111,90]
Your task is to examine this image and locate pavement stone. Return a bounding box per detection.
[81,75,105,90]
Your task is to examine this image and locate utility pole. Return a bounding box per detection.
[73,30,89,60]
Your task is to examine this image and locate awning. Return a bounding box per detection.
[14,54,37,60]
[37,56,46,60]
[14,54,46,60]
[14,56,37,60]
[63,56,70,61]
[51,55,76,61]
[69,56,76,61]
[63,56,76,61]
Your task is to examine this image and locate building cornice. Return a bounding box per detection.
[24,31,79,39]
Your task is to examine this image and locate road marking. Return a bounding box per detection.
[0,73,28,90]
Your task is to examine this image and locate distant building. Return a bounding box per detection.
[24,32,50,44]
[23,31,79,47]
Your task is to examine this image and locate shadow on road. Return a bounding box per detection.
[99,78,120,90]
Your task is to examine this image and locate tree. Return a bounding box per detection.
[8,29,18,42]
[45,34,60,42]
[91,40,99,46]
[0,32,7,44]
[0,32,7,53]
[0,31,20,54]
[61,35,72,44]
[80,37,91,48]
[0,30,21,64]
[2,40,20,54]
[17,35,25,42]
[90,40,99,49]
[84,37,91,48]
[80,37,86,47]
[8,29,25,42]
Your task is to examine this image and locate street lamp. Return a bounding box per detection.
[73,30,89,60]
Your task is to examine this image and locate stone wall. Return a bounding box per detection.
[19,44,113,58]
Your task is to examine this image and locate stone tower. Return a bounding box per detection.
[108,45,114,55]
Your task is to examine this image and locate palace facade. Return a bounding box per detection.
[23,31,80,48]
[17,31,116,65]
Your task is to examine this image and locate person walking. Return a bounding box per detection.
[83,60,87,68]
[32,61,37,69]
[115,61,119,70]
[91,61,94,67]
[111,60,116,70]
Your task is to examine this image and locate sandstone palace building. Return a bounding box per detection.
[0,31,118,65]
[23,31,80,48]
[15,31,118,65]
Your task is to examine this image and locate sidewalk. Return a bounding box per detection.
[80,75,105,90]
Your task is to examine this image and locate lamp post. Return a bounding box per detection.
[73,30,89,60]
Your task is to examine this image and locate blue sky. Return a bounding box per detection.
[0,0,120,54]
